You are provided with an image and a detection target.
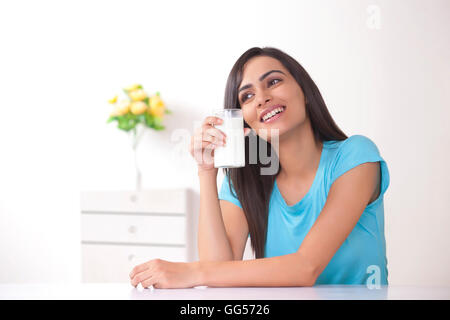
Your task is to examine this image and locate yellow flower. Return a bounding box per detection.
[116,100,131,115]
[130,101,147,115]
[124,84,141,92]
[108,95,118,104]
[110,107,121,117]
[149,94,165,118]
[129,89,147,101]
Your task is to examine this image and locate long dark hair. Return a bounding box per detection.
[223,47,348,259]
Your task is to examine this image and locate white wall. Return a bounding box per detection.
[0,0,448,285]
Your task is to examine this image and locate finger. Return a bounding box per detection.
[192,130,222,153]
[202,116,223,127]
[141,276,157,289]
[203,132,225,146]
[192,142,217,164]
[203,127,227,144]
[129,263,148,279]
[200,144,216,166]
[192,139,217,150]
[130,269,153,287]
[192,140,217,163]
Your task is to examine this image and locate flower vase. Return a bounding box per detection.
[130,125,145,192]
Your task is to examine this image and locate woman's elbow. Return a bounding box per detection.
[292,253,320,287]
[294,272,317,287]
[305,274,317,287]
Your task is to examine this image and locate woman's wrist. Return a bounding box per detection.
[193,260,208,286]
[194,260,214,286]
[197,167,218,177]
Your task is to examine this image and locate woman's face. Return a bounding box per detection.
[238,56,307,141]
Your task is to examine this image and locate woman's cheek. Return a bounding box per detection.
[242,107,256,125]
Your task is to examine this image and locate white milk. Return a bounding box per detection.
[214,117,245,168]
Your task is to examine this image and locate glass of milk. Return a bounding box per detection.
[213,108,245,168]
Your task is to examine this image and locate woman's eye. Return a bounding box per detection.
[241,92,253,103]
[269,78,281,86]
[240,79,281,103]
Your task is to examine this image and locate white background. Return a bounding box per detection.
[0,0,449,286]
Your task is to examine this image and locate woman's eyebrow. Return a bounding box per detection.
[238,70,286,93]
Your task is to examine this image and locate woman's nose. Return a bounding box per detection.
[257,97,271,108]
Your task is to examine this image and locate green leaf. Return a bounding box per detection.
[118,120,127,131]
[117,114,135,131]
[153,124,165,131]
[164,109,172,115]
[107,116,117,123]
[138,114,146,123]
[151,116,165,131]
[153,116,163,126]
[144,113,154,127]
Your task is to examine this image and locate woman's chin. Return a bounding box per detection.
[255,127,284,144]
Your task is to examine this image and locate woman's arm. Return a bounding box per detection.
[197,169,234,261]
[199,251,316,287]
[294,162,380,278]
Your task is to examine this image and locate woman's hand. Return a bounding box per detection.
[129,259,203,289]
[189,116,227,173]
[189,116,251,173]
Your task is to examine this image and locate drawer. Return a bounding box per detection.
[81,243,187,283]
[81,213,186,245]
[80,190,187,214]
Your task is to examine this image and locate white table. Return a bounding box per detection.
[0,283,449,300]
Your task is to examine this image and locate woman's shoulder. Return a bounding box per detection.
[324,134,381,158]
[322,134,387,186]
[322,134,390,205]
[323,134,385,176]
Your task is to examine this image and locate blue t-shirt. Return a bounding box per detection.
[218,135,390,285]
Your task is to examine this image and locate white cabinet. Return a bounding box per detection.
[80,189,199,283]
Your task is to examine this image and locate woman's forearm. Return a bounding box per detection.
[198,251,317,287]
[197,169,234,261]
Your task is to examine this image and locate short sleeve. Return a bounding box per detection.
[218,174,243,209]
[330,135,390,201]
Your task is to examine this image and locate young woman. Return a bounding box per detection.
[129,47,390,289]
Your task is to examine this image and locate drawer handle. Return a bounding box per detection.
[128,225,137,234]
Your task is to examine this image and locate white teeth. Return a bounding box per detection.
[262,107,284,121]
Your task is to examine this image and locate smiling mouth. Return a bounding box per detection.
[260,106,286,123]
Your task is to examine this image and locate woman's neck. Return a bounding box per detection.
[274,119,323,182]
